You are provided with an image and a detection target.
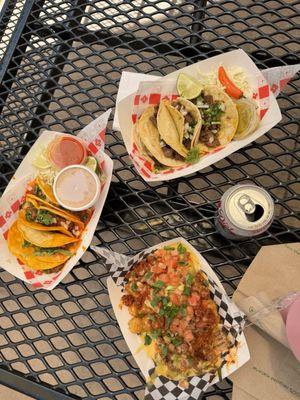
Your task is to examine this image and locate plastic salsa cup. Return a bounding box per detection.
[53,165,100,211]
[49,136,87,169]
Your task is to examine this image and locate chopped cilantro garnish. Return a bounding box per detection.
[188,356,194,365]
[186,273,194,286]
[177,261,187,266]
[162,297,169,307]
[158,308,165,316]
[34,248,72,256]
[171,336,183,346]
[25,209,34,222]
[33,185,46,199]
[160,344,168,358]
[131,283,138,292]
[22,240,31,248]
[183,286,191,296]
[165,305,179,328]
[177,243,187,254]
[152,280,165,290]
[164,246,175,251]
[150,296,161,308]
[179,304,187,316]
[36,210,56,226]
[144,271,153,280]
[149,314,156,321]
[185,147,200,164]
[151,329,161,339]
[144,334,152,346]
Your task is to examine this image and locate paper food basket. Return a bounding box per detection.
[0,110,113,290]
[117,49,284,181]
[92,238,250,400]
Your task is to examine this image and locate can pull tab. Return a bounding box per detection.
[237,194,264,222]
[237,194,256,214]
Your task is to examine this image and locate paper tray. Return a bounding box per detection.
[117,49,282,181]
[93,238,250,399]
[0,113,113,290]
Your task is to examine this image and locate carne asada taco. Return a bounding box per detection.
[157,98,202,152]
[136,105,186,168]
[193,86,238,153]
[7,221,77,270]
[22,195,84,238]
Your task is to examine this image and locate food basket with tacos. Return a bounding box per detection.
[0,111,113,290]
[117,49,282,181]
[93,238,250,399]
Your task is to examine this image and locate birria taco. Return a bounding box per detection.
[192,86,238,153]
[157,98,202,152]
[21,194,84,238]
[7,221,78,270]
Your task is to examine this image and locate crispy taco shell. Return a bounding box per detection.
[7,221,73,270]
[17,219,78,248]
[137,106,185,168]
[26,194,84,228]
[132,124,155,170]
[19,209,74,237]
[196,86,238,154]
[36,176,58,204]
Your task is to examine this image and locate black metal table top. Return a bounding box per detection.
[0,1,299,399]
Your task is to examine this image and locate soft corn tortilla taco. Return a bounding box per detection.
[7,221,76,270]
[132,125,156,167]
[22,195,84,238]
[136,106,186,169]
[193,86,238,154]
[158,98,202,152]
[17,219,78,248]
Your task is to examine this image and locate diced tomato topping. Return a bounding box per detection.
[151,263,166,274]
[187,305,194,316]
[168,256,179,269]
[188,293,200,306]
[184,330,194,342]
[170,293,180,306]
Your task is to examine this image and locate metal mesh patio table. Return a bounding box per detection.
[0,0,299,399]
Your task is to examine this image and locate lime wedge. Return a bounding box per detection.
[177,73,202,99]
[85,156,98,172]
[32,148,51,169]
[234,98,259,140]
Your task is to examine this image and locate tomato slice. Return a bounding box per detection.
[218,66,243,99]
[49,136,87,169]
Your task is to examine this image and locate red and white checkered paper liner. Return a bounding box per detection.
[116,50,298,181]
[0,110,113,290]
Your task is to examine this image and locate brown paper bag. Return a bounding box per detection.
[231,243,300,400]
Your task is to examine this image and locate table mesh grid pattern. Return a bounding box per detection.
[0,0,299,399]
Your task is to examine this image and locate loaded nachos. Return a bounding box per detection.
[120,242,237,386]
